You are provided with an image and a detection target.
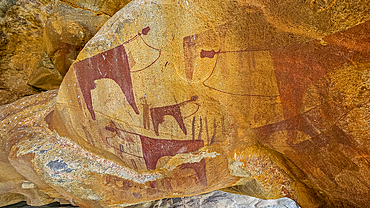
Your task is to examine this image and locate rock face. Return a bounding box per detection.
[0,90,60,207]
[27,0,111,91]
[126,190,300,208]
[0,0,131,103]
[0,0,54,105]
[29,0,131,91]
[37,0,131,82]
[1,0,370,207]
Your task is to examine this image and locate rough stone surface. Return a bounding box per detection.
[0,0,54,105]
[2,201,76,207]
[0,0,131,102]
[40,1,109,77]
[0,90,60,207]
[3,190,300,208]
[126,190,300,208]
[1,0,370,208]
[31,0,131,90]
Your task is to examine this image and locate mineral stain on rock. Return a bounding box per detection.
[46,159,74,173]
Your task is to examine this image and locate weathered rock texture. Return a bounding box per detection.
[1,0,370,207]
[0,90,60,207]
[126,190,300,208]
[29,0,130,90]
[3,190,300,208]
[0,0,131,104]
[0,0,54,105]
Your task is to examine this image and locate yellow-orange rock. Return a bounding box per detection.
[1,0,370,207]
[0,0,54,105]
[0,0,131,101]
[0,90,60,207]
[29,0,131,90]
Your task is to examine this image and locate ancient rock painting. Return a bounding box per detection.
[73,30,210,181]
[105,123,146,171]
[73,27,159,120]
[252,20,370,202]
[76,61,211,180]
[183,35,197,83]
[200,48,279,97]
[257,19,370,145]
[140,136,207,185]
[140,97,151,130]
[150,96,198,136]
[179,17,370,206]
[270,21,370,119]
[101,93,208,184]
[139,135,203,168]
[183,26,280,98]
[66,15,370,206]
[74,43,138,120]
[104,122,207,184]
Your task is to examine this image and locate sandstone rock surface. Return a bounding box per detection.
[1,0,370,207]
[1,0,131,101]
[126,190,300,208]
[0,90,59,207]
[28,0,130,91]
[0,0,54,105]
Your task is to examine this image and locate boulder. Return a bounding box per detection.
[126,190,300,208]
[29,0,131,90]
[0,0,54,105]
[1,0,370,207]
[0,90,59,207]
[0,0,131,100]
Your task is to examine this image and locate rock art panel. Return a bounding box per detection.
[1,0,370,207]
